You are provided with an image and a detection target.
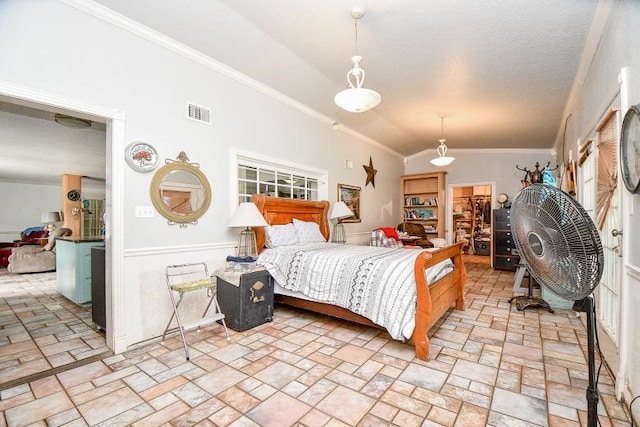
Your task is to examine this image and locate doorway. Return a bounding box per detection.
[448,182,495,257]
[0,80,127,384]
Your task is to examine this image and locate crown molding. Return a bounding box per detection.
[59,0,402,158]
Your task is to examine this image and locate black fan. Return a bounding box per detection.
[510,184,604,427]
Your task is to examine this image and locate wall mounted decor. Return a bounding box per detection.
[620,104,640,193]
[516,162,558,187]
[363,156,377,188]
[125,141,158,172]
[337,183,361,223]
[150,151,211,226]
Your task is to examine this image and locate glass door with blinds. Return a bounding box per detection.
[595,111,622,344]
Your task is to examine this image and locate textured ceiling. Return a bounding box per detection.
[1,0,600,185]
[92,0,599,156]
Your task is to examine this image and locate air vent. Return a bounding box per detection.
[186,102,211,124]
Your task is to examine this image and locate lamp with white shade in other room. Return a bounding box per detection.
[41,211,62,232]
[329,201,354,244]
[228,202,269,259]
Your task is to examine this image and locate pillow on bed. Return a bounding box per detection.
[430,237,447,248]
[293,218,326,243]
[265,223,298,248]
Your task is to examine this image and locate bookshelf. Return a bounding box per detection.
[401,172,446,239]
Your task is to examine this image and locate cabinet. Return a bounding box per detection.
[216,268,274,331]
[56,238,105,305]
[91,247,106,331]
[493,209,520,271]
[401,172,446,239]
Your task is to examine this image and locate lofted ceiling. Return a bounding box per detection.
[92,0,600,156]
[1,0,600,184]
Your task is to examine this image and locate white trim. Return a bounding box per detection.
[60,0,401,157]
[0,79,127,354]
[125,242,235,257]
[229,148,329,214]
[616,66,632,401]
[446,181,497,249]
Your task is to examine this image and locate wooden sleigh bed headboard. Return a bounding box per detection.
[252,194,330,252]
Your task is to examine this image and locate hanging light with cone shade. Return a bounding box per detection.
[334,7,381,113]
[430,115,456,167]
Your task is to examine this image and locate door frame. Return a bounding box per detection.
[0,80,128,353]
[446,181,496,258]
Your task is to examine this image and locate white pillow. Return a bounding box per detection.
[265,223,298,248]
[430,237,447,248]
[293,218,326,244]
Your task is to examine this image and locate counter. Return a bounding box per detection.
[56,237,105,305]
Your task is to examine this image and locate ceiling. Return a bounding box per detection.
[0,100,107,184]
[0,0,600,185]
[91,0,599,156]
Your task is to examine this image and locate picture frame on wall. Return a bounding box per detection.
[338,183,361,223]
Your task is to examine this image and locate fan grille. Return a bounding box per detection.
[510,184,603,301]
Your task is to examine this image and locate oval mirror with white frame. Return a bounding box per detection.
[150,152,211,226]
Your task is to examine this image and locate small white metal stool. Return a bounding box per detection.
[162,262,231,360]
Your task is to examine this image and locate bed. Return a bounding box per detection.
[252,194,466,360]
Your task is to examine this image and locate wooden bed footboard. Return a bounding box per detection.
[411,241,467,360]
[274,242,467,361]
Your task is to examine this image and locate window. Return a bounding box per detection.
[233,150,327,204]
[82,198,105,237]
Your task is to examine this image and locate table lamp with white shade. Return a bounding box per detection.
[329,201,354,243]
[228,202,269,259]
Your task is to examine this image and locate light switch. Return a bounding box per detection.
[135,206,154,218]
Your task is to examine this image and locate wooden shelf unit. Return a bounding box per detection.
[401,172,446,239]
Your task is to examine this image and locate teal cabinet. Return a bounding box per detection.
[56,238,105,305]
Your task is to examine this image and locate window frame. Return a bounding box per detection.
[230,148,328,209]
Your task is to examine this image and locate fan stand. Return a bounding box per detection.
[508,270,554,313]
[573,296,599,427]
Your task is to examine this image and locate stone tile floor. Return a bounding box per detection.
[0,270,110,387]
[0,256,632,426]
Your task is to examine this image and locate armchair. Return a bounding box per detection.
[0,229,50,267]
[397,222,434,248]
[7,228,72,273]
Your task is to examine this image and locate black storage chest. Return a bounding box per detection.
[216,268,274,332]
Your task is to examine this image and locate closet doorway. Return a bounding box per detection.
[448,183,494,256]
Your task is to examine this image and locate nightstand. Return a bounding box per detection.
[215,267,274,331]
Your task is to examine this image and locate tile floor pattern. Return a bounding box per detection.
[0,256,632,426]
[0,270,110,387]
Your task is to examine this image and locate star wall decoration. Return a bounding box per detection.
[363,156,377,188]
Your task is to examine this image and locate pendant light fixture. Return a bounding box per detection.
[334,7,381,113]
[430,115,455,167]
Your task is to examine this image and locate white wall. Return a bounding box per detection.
[0,182,62,238]
[555,0,640,416]
[0,1,403,345]
[405,149,557,202]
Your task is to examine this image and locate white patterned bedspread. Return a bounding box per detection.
[257,243,454,339]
